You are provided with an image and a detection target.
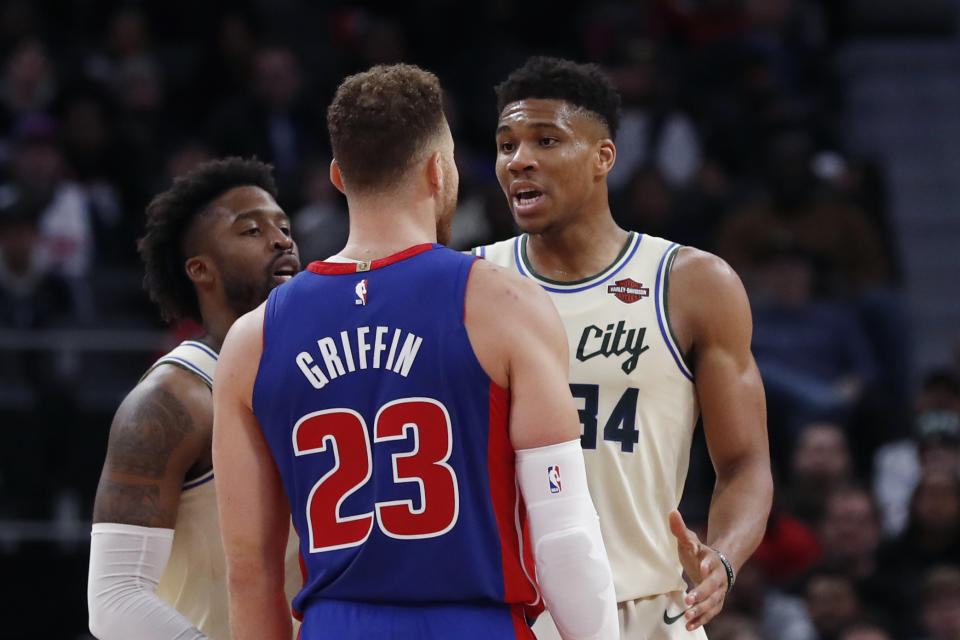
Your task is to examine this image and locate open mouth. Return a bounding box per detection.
[513,189,544,211]
[272,268,296,281]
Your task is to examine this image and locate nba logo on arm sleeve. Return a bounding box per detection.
[548,466,561,493]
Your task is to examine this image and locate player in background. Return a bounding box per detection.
[88,158,303,640]
[213,64,618,640]
[474,56,773,639]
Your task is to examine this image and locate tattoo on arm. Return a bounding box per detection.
[93,386,197,526]
[109,387,194,477]
[93,480,171,526]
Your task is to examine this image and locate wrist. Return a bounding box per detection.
[708,546,735,593]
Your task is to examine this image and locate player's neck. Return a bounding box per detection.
[525,211,629,283]
[195,301,236,352]
[337,199,438,261]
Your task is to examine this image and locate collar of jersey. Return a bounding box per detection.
[307,243,437,275]
[515,231,642,293]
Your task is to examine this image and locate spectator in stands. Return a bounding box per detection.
[804,570,864,640]
[721,559,816,640]
[874,405,960,537]
[838,622,894,640]
[0,38,57,134]
[747,242,878,434]
[751,503,821,586]
[0,184,80,329]
[605,42,703,191]
[815,486,898,617]
[784,422,854,524]
[919,565,960,640]
[7,113,94,280]
[877,470,960,636]
[704,612,765,640]
[716,129,891,295]
[209,43,320,207]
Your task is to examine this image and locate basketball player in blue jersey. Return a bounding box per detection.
[474,57,773,639]
[213,64,618,640]
[88,158,303,640]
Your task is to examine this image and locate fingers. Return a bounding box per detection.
[667,510,689,541]
[669,510,703,580]
[683,556,728,631]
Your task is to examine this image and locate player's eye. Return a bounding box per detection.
[499,141,515,153]
[539,137,558,147]
[280,226,291,236]
[242,227,260,236]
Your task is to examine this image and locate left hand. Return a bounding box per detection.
[668,510,730,631]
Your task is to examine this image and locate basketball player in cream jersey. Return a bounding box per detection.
[475,57,773,639]
[88,158,303,640]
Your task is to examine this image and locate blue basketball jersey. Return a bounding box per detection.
[253,244,540,639]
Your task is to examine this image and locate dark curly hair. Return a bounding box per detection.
[327,63,445,191]
[137,157,277,324]
[495,56,621,139]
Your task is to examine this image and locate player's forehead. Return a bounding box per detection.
[496,98,586,134]
[208,185,283,220]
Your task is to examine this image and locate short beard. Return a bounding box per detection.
[436,209,452,246]
[222,271,271,319]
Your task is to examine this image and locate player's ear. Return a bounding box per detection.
[426,151,443,192]
[329,159,346,194]
[184,255,216,287]
[596,139,616,177]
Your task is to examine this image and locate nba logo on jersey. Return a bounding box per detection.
[355,279,368,306]
[548,466,561,493]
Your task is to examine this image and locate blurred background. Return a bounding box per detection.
[0,0,958,638]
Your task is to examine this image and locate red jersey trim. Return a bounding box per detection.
[485,381,542,610]
[306,243,435,275]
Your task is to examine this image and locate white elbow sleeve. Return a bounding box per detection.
[516,440,619,640]
[88,523,208,640]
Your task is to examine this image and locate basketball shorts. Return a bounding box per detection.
[531,590,709,640]
[298,599,535,639]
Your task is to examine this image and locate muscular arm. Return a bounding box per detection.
[213,304,292,640]
[93,373,209,527]
[466,259,618,639]
[465,258,581,448]
[88,368,213,639]
[669,247,773,630]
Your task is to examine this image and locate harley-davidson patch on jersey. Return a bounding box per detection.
[607,278,649,304]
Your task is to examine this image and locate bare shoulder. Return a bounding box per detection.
[670,246,745,297]
[109,366,213,475]
[93,366,211,526]
[464,258,568,387]
[466,258,559,326]
[668,246,752,349]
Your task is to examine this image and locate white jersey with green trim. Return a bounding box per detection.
[474,232,699,601]
[144,340,302,639]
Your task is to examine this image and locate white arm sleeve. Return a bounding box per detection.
[516,440,619,640]
[88,523,209,640]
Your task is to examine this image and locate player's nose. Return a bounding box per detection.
[506,143,537,174]
[268,226,294,251]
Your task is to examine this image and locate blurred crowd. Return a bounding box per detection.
[0,1,957,639]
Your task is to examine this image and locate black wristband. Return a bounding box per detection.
[709,546,735,593]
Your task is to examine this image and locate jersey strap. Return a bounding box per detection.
[654,243,694,381]
[143,340,219,389]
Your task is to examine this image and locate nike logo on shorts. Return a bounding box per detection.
[663,608,687,625]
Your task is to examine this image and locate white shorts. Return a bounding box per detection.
[531,590,709,640]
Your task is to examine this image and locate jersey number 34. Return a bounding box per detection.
[293,397,459,553]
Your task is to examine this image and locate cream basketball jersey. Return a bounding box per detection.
[475,232,699,600]
[145,340,302,640]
